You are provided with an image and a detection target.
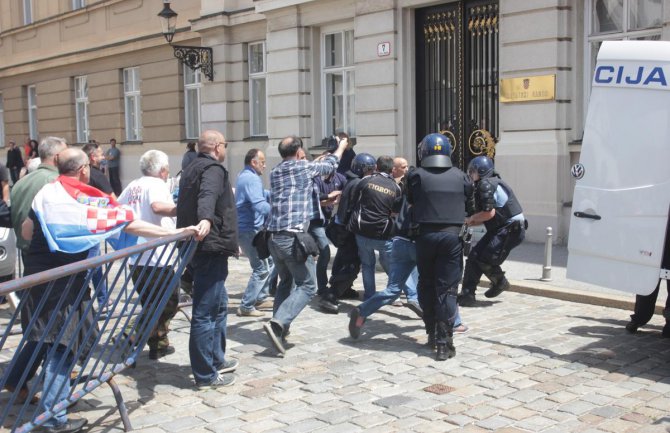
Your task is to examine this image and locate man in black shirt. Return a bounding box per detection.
[6,140,24,184]
[347,156,401,301]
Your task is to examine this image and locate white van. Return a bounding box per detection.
[567,40,670,295]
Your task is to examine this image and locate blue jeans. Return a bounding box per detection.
[358,237,419,317]
[41,345,73,427]
[238,231,273,312]
[308,225,331,294]
[355,235,393,300]
[416,231,463,344]
[87,244,108,306]
[268,233,317,329]
[189,253,229,385]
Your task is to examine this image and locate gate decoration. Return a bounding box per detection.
[416,1,499,168]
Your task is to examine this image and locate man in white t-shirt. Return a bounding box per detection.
[118,150,179,361]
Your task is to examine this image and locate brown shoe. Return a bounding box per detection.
[4,385,39,405]
[254,299,274,310]
[237,308,265,317]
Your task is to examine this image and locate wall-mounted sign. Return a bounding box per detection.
[377,42,391,57]
[500,74,556,102]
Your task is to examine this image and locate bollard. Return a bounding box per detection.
[541,226,553,281]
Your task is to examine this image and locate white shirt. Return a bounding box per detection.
[118,176,176,266]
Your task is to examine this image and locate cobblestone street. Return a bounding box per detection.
[62,257,670,433]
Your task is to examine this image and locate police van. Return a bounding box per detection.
[567,40,669,295]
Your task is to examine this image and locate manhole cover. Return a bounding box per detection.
[423,384,455,395]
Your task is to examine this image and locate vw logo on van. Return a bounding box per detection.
[571,163,585,180]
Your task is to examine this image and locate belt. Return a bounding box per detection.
[419,223,462,234]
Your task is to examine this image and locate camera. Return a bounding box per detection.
[325,135,339,152]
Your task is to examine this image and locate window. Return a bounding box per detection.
[23,0,33,25]
[75,76,89,143]
[184,65,202,139]
[72,0,86,10]
[248,42,267,136]
[123,67,142,141]
[586,0,662,85]
[322,30,355,137]
[0,94,5,148]
[27,85,38,140]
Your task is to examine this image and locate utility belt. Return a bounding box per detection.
[418,223,462,235]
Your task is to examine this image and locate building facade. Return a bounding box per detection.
[1,0,668,243]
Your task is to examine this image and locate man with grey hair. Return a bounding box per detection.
[118,149,180,360]
[2,136,67,406]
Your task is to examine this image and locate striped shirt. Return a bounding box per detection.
[267,155,339,232]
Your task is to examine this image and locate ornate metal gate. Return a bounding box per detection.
[415,0,499,168]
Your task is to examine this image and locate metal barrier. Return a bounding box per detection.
[0,232,197,433]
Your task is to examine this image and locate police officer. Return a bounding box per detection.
[408,133,472,361]
[458,155,526,307]
[319,152,377,313]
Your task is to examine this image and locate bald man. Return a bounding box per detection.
[392,157,409,184]
[176,129,240,389]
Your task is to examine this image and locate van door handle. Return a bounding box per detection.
[574,211,601,220]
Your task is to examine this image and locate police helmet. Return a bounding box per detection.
[467,156,494,179]
[418,133,453,168]
[350,153,376,177]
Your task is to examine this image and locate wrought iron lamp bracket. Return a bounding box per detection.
[172,45,214,81]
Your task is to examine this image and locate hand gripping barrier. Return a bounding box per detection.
[0,232,197,432]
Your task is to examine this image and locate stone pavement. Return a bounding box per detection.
[63,249,670,433]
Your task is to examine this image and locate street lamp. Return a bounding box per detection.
[158,0,214,81]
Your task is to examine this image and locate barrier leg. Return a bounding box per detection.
[107,377,133,432]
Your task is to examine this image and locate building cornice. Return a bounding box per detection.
[253,0,316,14]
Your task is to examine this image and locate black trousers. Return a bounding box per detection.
[462,221,525,294]
[631,280,669,326]
[108,166,122,196]
[416,231,463,343]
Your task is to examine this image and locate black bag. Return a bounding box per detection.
[0,200,11,228]
[293,232,319,263]
[325,220,352,248]
[252,229,271,260]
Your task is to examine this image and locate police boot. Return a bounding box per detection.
[435,322,455,361]
[458,261,480,307]
[318,291,339,314]
[484,270,510,299]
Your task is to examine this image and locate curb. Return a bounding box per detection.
[508,279,666,315]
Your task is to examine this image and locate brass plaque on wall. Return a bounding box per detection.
[500,75,556,102]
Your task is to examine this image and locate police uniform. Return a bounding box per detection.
[459,156,526,306]
[408,133,472,361]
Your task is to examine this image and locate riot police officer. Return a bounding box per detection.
[408,133,472,361]
[458,156,526,307]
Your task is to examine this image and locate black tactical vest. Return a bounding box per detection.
[408,167,470,226]
[478,177,523,231]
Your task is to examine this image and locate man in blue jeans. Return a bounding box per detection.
[177,130,239,388]
[263,135,348,355]
[236,149,275,317]
[346,156,401,300]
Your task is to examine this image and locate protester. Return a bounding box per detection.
[182,142,197,171]
[21,147,194,433]
[262,135,347,355]
[347,156,401,300]
[82,142,114,311]
[118,150,182,360]
[177,130,239,388]
[235,148,274,317]
[3,137,68,405]
[6,140,24,184]
[105,138,122,196]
